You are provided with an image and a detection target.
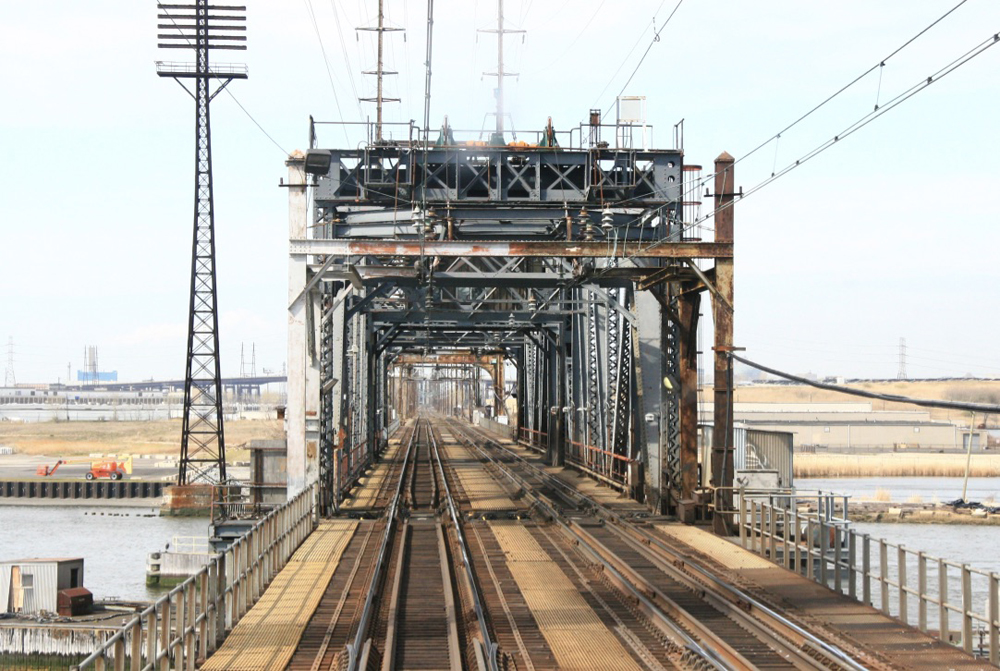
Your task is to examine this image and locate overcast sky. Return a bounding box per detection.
[2,1,998,384]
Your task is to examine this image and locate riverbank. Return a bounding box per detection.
[0,419,282,461]
[794,452,1000,478]
[848,501,1000,524]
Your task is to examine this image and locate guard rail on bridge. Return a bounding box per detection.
[736,491,1000,665]
[70,484,318,671]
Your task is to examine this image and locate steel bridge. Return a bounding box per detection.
[286,118,735,528]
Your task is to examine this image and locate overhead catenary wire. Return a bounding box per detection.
[600,0,684,121]
[595,26,1000,273]
[157,7,291,158]
[705,0,974,181]
[328,0,365,117]
[591,0,665,109]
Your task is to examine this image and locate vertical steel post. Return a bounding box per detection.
[711,152,735,534]
[678,291,700,512]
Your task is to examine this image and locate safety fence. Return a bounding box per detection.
[70,484,319,671]
[517,427,633,490]
[736,491,1000,664]
[518,427,547,450]
[565,439,630,489]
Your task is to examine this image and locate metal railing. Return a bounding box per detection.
[71,484,319,671]
[737,491,1000,664]
[517,427,547,450]
[154,61,248,77]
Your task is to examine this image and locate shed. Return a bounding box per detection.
[0,558,85,614]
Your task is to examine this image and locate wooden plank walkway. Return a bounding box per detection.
[440,441,512,511]
[489,521,642,671]
[340,440,403,510]
[652,523,988,670]
[201,520,358,671]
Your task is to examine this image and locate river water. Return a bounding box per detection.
[799,476,1000,503]
[2,477,997,611]
[0,505,209,603]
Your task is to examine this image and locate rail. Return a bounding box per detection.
[168,536,211,555]
[429,421,500,670]
[337,438,370,499]
[455,419,869,671]
[738,493,1000,664]
[70,484,318,671]
[345,424,417,670]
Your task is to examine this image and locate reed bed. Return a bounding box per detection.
[794,453,1000,478]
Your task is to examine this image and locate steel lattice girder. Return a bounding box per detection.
[310,147,683,206]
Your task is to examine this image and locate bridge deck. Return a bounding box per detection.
[652,523,987,670]
[201,519,357,671]
[340,438,404,510]
[489,521,643,671]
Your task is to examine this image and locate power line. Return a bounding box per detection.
[600,27,1000,270]
[711,0,974,179]
[4,337,15,387]
[304,0,350,143]
[328,0,365,117]
[223,89,290,156]
[600,0,684,121]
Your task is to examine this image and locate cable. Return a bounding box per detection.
[591,1,663,108]
[595,27,1000,274]
[733,354,1000,415]
[706,0,974,181]
[600,0,684,121]
[304,0,350,144]
[223,89,290,156]
[538,0,607,71]
[328,0,365,117]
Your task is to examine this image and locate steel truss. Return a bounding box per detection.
[287,123,736,516]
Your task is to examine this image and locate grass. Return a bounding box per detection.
[795,453,1000,478]
[0,419,283,462]
[718,379,1000,424]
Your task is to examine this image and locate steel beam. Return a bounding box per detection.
[291,239,732,259]
[711,152,736,535]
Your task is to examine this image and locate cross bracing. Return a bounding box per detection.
[286,121,736,525]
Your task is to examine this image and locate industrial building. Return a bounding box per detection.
[0,558,85,614]
[701,402,988,451]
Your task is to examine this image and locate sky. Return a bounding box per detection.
[1,1,999,384]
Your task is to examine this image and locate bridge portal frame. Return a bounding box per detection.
[286,130,735,520]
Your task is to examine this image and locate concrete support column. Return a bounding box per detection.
[286,151,320,497]
[711,152,736,534]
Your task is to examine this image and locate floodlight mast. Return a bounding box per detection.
[156,1,248,486]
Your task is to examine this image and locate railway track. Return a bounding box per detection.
[446,418,873,671]
[286,416,874,670]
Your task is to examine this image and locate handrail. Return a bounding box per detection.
[428,420,500,671]
[740,495,1000,664]
[71,483,318,670]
